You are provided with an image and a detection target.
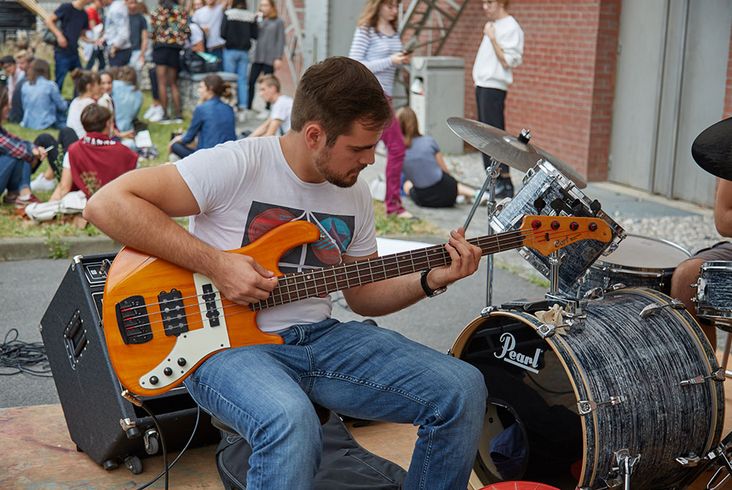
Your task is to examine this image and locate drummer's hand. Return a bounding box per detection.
[427,228,482,289]
[207,251,278,305]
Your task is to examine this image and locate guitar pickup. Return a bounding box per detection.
[116,296,152,344]
[202,284,221,327]
[158,289,189,336]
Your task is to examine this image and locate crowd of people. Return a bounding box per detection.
[0,0,525,221]
[0,0,290,214]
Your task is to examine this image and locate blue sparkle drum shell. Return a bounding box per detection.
[490,161,624,293]
[450,288,724,489]
[696,261,732,322]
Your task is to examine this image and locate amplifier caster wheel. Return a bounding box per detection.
[124,455,143,474]
[102,459,119,471]
[144,429,160,455]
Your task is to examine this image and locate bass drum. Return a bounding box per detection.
[450,288,724,489]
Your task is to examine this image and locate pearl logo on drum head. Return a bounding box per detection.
[494,332,542,374]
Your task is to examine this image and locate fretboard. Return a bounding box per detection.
[250,229,527,311]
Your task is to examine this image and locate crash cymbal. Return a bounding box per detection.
[447,117,587,188]
[692,117,732,180]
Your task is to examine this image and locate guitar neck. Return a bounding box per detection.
[250,229,526,311]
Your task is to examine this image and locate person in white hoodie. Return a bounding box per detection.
[472,0,523,199]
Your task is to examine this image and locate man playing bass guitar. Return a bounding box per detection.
[84,56,487,489]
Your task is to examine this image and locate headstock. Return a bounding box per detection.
[518,215,612,256]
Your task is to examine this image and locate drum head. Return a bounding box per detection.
[451,312,582,488]
[596,234,690,271]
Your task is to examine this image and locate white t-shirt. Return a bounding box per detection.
[472,15,524,90]
[175,136,377,332]
[192,3,225,49]
[270,95,293,134]
[66,96,96,138]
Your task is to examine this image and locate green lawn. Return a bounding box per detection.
[0,84,438,255]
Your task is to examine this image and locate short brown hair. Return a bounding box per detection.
[27,59,50,84]
[290,57,391,146]
[81,104,113,133]
[258,74,280,92]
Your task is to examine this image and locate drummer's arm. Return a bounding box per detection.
[340,229,482,316]
[714,178,732,237]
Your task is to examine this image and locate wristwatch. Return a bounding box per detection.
[420,269,447,298]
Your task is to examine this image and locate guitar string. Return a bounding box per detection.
[116,227,523,326]
[116,226,596,340]
[116,232,536,338]
[116,227,594,340]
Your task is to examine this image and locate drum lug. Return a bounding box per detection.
[675,452,702,467]
[639,299,685,319]
[577,395,625,415]
[537,323,556,338]
[679,368,725,386]
[583,287,605,300]
[480,306,498,317]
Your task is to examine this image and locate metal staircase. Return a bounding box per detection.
[400,0,470,56]
[276,0,470,87]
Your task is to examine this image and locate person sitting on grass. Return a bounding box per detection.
[111,65,143,133]
[0,86,45,207]
[20,59,68,131]
[249,74,292,137]
[168,74,235,159]
[396,106,478,208]
[50,103,138,201]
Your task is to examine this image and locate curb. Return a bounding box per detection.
[0,235,121,262]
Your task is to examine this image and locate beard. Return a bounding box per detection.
[313,146,361,188]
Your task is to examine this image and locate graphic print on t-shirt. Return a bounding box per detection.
[243,201,355,273]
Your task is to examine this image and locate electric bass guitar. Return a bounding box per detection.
[102,215,612,396]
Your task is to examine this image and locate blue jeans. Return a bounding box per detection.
[184,319,486,490]
[0,155,31,195]
[54,49,82,93]
[171,142,195,159]
[222,49,249,110]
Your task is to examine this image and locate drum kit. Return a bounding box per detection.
[446,116,732,490]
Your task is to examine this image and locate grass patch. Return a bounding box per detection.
[373,201,441,236]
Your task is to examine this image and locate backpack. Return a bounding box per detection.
[215,411,406,489]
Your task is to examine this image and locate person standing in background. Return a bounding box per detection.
[192,0,227,59]
[247,0,284,114]
[127,0,149,71]
[349,0,413,219]
[83,0,106,70]
[45,0,91,91]
[221,0,257,120]
[472,0,523,199]
[150,0,190,122]
[104,0,132,66]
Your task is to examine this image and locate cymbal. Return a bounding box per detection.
[447,117,587,188]
[691,117,732,180]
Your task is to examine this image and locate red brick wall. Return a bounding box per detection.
[439,0,621,181]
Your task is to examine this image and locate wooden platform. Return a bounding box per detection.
[2,374,732,489]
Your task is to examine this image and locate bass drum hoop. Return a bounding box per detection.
[450,288,723,488]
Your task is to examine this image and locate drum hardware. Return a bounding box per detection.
[480,305,499,317]
[638,299,685,319]
[577,395,625,415]
[675,453,702,467]
[611,449,641,490]
[679,369,725,387]
[704,432,732,490]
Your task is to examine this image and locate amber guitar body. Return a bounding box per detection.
[102,221,320,397]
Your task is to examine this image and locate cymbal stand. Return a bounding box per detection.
[462,157,501,307]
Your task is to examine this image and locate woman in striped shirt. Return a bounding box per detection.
[349,0,413,219]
